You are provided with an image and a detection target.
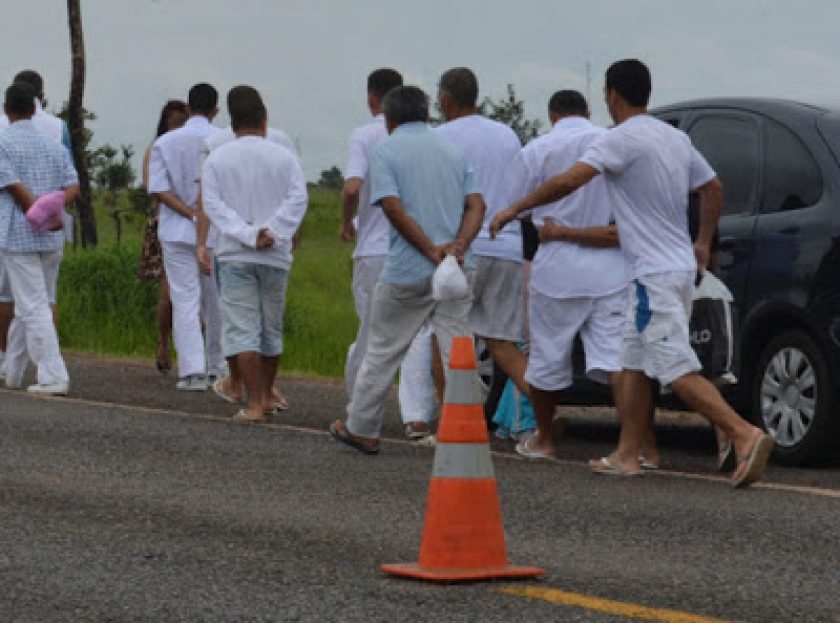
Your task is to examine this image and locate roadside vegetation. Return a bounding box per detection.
[57,187,357,377]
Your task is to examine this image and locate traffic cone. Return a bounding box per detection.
[382,336,545,582]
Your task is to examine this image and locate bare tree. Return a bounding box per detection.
[66,0,97,246]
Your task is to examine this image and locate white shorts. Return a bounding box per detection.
[622,271,701,386]
[470,255,524,342]
[524,288,624,391]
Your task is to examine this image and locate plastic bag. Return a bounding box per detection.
[690,271,738,385]
[432,254,469,301]
[25,190,65,232]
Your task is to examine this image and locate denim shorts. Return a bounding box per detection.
[217,261,289,358]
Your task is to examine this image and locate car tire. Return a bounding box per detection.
[752,330,838,465]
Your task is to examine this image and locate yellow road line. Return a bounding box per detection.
[3,389,840,500]
[497,585,738,623]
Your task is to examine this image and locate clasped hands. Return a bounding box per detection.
[425,239,466,265]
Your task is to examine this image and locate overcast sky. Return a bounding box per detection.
[2,0,839,181]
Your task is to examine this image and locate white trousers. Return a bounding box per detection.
[162,241,225,378]
[3,250,67,385]
[347,275,474,439]
[346,256,434,424]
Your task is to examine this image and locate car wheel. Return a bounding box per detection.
[752,330,837,464]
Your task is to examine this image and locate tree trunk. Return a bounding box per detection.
[67,0,97,247]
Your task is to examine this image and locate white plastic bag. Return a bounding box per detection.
[690,271,737,385]
[432,254,469,301]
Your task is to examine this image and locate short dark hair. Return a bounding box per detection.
[438,67,478,108]
[188,83,218,115]
[13,70,43,100]
[605,59,651,108]
[5,82,37,116]
[227,85,267,132]
[367,68,403,100]
[548,90,589,117]
[382,86,429,125]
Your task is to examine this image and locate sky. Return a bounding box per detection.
[2,0,840,181]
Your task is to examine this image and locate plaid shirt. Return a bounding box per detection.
[0,120,78,253]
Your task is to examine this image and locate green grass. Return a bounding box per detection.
[57,187,357,377]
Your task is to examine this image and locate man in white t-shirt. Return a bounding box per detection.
[149,83,226,391]
[0,70,73,384]
[492,59,772,488]
[196,120,296,411]
[203,86,307,421]
[504,90,628,460]
[435,67,528,397]
[340,69,435,440]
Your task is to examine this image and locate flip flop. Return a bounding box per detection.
[273,397,290,412]
[231,409,267,423]
[514,437,554,460]
[732,432,774,488]
[329,421,380,455]
[638,455,660,470]
[212,378,242,404]
[590,456,641,476]
[717,440,737,472]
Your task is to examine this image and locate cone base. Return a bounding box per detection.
[381,562,545,583]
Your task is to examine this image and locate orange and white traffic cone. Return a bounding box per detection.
[382,335,544,582]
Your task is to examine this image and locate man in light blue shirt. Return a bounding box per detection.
[0,82,79,394]
[330,86,485,454]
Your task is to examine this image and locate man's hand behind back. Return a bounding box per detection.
[256,228,275,250]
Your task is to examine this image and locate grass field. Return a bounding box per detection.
[57,187,357,378]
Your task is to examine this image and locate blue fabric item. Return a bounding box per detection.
[368,122,478,285]
[635,279,652,333]
[0,120,78,253]
[61,121,73,154]
[492,379,536,435]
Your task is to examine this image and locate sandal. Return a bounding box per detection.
[732,432,774,488]
[329,420,380,455]
[514,436,554,460]
[717,440,737,472]
[232,409,267,423]
[590,456,641,476]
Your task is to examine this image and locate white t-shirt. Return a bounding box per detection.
[148,116,219,245]
[435,114,522,262]
[344,114,390,258]
[202,136,307,271]
[198,126,297,248]
[581,115,716,279]
[199,126,296,171]
[510,116,627,298]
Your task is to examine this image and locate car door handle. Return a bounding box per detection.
[719,236,738,250]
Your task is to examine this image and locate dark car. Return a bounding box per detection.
[645,98,840,464]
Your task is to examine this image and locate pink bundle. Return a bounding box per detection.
[25,190,66,232]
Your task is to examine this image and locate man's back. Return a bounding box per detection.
[370,122,475,285]
[0,121,76,253]
[345,115,390,259]
[435,115,521,259]
[582,114,715,279]
[517,116,626,298]
[150,116,219,244]
[203,136,306,270]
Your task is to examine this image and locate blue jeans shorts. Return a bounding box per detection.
[217,261,289,358]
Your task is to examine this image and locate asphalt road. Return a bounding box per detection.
[1,355,839,622]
